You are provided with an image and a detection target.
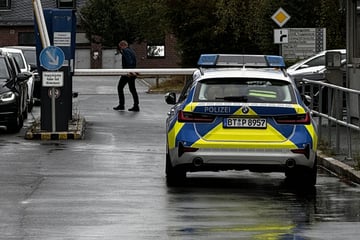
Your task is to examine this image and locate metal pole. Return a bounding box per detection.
[33,0,57,132]
[51,88,56,132]
[32,0,50,48]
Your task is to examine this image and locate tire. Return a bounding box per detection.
[285,157,317,187]
[7,114,23,133]
[166,153,186,186]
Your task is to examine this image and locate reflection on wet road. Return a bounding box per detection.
[0,77,359,239]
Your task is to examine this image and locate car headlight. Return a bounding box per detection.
[0,91,16,103]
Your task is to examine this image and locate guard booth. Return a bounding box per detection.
[325,51,345,119]
[347,0,360,121]
[35,8,76,131]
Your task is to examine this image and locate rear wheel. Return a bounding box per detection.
[166,153,186,186]
[285,157,317,187]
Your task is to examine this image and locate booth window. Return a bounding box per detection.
[0,0,11,10]
[57,0,76,9]
[147,45,165,58]
[356,0,360,57]
[18,32,36,46]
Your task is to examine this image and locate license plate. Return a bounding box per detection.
[223,118,267,128]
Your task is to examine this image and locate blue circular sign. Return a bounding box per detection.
[39,46,65,71]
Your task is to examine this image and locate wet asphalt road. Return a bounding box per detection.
[0,76,360,239]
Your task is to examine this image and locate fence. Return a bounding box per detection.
[300,79,360,164]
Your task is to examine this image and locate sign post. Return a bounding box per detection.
[34,6,77,132]
[40,46,65,132]
[272,8,291,56]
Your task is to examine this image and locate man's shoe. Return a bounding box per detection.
[113,105,125,111]
[128,106,140,112]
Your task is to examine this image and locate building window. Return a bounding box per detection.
[0,0,11,10]
[57,0,76,9]
[147,45,165,58]
[18,32,36,46]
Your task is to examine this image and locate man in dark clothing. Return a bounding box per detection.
[113,40,140,112]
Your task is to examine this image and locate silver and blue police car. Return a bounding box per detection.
[165,54,318,186]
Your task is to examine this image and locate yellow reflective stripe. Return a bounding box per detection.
[305,124,318,150]
[232,106,258,116]
[168,122,184,149]
[293,104,306,114]
[183,102,199,111]
[168,102,198,149]
[192,138,297,149]
[201,123,289,143]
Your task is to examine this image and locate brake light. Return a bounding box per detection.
[178,110,215,123]
[275,112,310,124]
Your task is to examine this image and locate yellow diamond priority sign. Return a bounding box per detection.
[271,7,291,27]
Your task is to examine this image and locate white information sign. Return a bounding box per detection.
[274,29,289,44]
[281,28,326,61]
[54,32,71,47]
[42,71,64,87]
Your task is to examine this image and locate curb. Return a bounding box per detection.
[318,152,360,184]
[25,116,86,140]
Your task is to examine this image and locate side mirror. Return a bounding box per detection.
[16,72,32,82]
[165,92,176,105]
[29,64,38,72]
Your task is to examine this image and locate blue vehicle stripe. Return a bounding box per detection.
[266,118,294,138]
[290,125,313,149]
[175,123,200,147]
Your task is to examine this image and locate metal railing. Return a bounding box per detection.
[300,79,360,161]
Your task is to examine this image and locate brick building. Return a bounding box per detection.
[0,0,181,68]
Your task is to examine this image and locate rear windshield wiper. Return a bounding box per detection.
[222,96,248,102]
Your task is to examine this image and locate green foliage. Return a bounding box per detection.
[79,0,346,66]
[79,0,167,46]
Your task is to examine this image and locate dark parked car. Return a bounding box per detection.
[6,46,40,103]
[0,53,32,132]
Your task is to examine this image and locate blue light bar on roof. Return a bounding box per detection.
[265,55,286,68]
[197,54,285,68]
[197,54,219,66]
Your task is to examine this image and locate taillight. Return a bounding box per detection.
[274,112,310,124]
[178,110,215,123]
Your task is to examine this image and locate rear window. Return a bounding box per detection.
[0,58,10,79]
[10,52,25,69]
[22,49,36,66]
[195,78,295,103]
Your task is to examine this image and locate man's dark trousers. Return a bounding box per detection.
[117,75,139,107]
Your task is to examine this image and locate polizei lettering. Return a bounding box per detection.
[204,106,231,113]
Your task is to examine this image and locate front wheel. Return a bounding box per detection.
[7,114,23,133]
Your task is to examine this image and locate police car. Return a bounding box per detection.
[165,54,318,186]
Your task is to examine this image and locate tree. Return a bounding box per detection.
[79,0,346,66]
[164,0,263,66]
[79,0,135,46]
[79,0,167,46]
[319,0,346,49]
